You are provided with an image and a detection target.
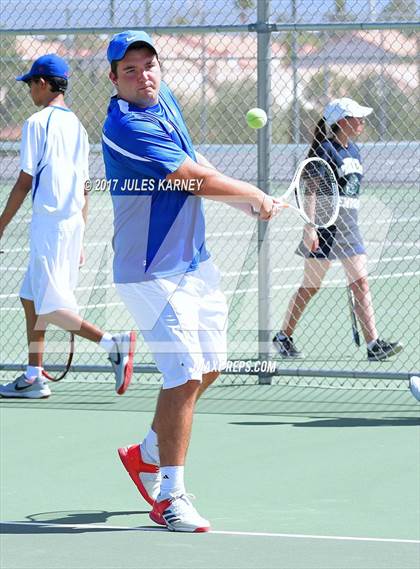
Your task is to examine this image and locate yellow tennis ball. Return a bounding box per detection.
[246,108,267,129]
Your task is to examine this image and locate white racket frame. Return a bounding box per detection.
[276,157,340,228]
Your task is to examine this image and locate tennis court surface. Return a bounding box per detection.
[1,381,419,569]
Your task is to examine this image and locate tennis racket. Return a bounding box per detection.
[273,157,340,228]
[42,328,75,381]
[346,287,361,347]
[239,157,339,227]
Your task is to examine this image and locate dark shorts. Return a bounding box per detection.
[296,206,366,260]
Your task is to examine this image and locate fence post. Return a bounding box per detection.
[256,0,273,385]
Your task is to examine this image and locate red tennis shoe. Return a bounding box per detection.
[118,444,160,506]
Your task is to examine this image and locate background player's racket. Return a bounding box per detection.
[346,287,361,347]
[273,157,340,228]
[40,243,110,381]
[1,249,74,379]
[42,329,75,381]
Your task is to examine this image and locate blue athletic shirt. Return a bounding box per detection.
[315,139,363,198]
[102,82,209,283]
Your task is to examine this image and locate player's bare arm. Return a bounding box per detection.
[79,187,90,266]
[194,151,215,170]
[82,185,89,225]
[166,155,276,220]
[0,170,33,239]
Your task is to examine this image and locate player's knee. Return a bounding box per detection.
[183,379,202,393]
[298,286,320,299]
[202,371,220,385]
[350,277,369,295]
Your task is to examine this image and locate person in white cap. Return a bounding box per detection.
[0,54,136,399]
[273,97,403,362]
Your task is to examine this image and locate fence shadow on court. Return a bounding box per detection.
[1,509,155,534]
[230,416,420,428]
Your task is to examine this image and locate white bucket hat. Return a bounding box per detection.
[324,97,373,126]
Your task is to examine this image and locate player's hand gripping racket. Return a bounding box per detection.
[346,287,361,347]
[42,329,75,381]
[273,157,340,228]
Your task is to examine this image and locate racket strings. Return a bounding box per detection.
[298,162,339,227]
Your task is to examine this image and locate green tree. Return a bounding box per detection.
[278,31,322,66]
[235,0,256,24]
[71,69,113,143]
[177,78,257,144]
[335,0,347,17]
[326,0,355,21]
[302,70,418,142]
[0,39,38,135]
[380,0,417,20]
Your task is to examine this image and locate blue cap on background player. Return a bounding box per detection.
[107,30,157,63]
[16,54,70,82]
[324,97,373,126]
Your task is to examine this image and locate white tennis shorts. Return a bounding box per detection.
[20,214,84,314]
[116,259,228,389]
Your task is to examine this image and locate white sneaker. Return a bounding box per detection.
[409,376,420,401]
[0,374,51,399]
[108,331,136,395]
[150,494,210,532]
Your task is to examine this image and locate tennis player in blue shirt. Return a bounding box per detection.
[103,30,279,533]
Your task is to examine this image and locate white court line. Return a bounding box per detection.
[0,240,112,255]
[225,271,420,295]
[3,216,419,252]
[2,235,419,256]
[0,301,125,313]
[1,239,418,259]
[221,255,420,278]
[0,521,418,544]
[1,268,419,305]
[207,216,420,238]
[211,530,420,544]
[1,254,419,298]
[0,284,114,300]
[365,241,420,247]
[3,266,417,308]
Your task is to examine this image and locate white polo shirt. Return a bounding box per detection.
[20,105,89,222]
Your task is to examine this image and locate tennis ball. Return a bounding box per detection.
[246,108,267,129]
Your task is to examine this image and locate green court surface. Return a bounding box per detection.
[1,183,419,568]
[1,383,419,569]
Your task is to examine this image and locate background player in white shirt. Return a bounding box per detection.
[0,54,135,399]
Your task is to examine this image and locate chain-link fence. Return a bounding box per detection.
[1,1,419,388]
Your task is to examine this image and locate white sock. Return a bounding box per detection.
[277,331,287,340]
[25,366,43,380]
[159,466,185,498]
[141,428,160,465]
[367,338,379,349]
[99,333,115,353]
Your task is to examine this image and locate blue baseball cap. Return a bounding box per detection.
[107,30,156,63]
[16,54,70,82]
